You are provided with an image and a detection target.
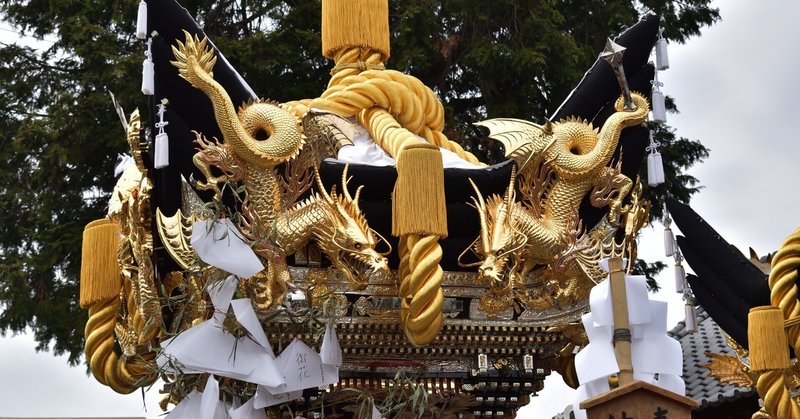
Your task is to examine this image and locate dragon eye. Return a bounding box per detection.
[354,242,363,250]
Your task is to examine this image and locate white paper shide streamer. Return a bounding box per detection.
[571,259,685,419]
[154,99,169,169]
[320,319,342,367]
[142,38,155,96]
[162,222,343,417]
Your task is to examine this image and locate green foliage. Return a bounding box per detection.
[0,0,717,363]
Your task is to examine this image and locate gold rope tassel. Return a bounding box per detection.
[753,228,800,419]
[300,2,479,347]
[392,144,447,346]
[393,143,448,237]
[80,219,122,308]
[748,306,790,372]
[322,0,390,62]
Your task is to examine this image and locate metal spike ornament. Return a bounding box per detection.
[599,38,636,111]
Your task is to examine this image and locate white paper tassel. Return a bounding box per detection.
[674,262,685,293]
[646,130,665,187]
[655,33,669,70]
[651,90,667,123]
[154,132,169,169]
[141,38,154,95]
[647,151,665,186]
[136,1,148,40]
[320,320,342,367]
[141,58,154,95]
[664,227,674,257]
[684,304,697,333]
[154,100,169,169]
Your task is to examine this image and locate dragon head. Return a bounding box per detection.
[314,166,390,290]
[460,170,529,295]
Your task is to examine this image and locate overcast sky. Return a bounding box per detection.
[2,0,799,417]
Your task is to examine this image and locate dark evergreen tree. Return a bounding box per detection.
[0,0,717,363]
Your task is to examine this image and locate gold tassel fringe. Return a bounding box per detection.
[748,306,790,372]
[322,0,390,61]
[392,143,448,237]
[80,218,122,308]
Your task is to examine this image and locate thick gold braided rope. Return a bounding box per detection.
[84,252,157,394]
[399,234,445,345]
[755,228,800,418]
[84,295,157,394]
[287,46,481,345]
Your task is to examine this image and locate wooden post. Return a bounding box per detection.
[608,257,633,386]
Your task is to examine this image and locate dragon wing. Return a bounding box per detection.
[474,118,545,172]
[156,208,198,271]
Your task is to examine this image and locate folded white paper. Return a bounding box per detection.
[588,274,651,332]
[230,395,268,419]
[254,387,303,409]
[275,339,339,393]
[631,300,682,376]
[575,313,618,385]
[231,298,274,356]
[320,321,342,367]
[167,390,203,418]
[159,287,285,388]
[200,375,229,419]
[330,116,482,170]
[371,398,385,419]
[655,373,686,395]
[191,218,264,278]
[208,276,239,322]
[572,376,610,419]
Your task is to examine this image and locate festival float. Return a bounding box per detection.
[77,0,702,417]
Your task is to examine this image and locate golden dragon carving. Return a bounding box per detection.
[160,32,388,308]
[84,109,159,393]
[463,94,649,315]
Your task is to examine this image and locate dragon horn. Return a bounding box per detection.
[543,118,553,135]
[372,228,393,256]
[352,185,364,212]
[341,164,353,203]
[468,178,490,254]
[458,237,485,268]
[505,166,517,209]
[314,166,335,205]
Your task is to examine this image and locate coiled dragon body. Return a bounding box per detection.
[466,94,649,312]
[164,32,387,307]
